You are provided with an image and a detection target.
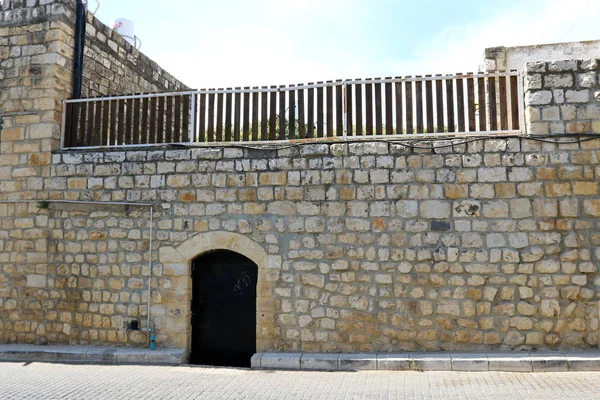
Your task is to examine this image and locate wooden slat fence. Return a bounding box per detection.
[63,72,523,148]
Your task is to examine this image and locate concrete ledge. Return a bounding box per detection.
[488,353,532,372]
[338,353,377,371]
[567,353,600,371]
[411,352,452,371]
[451,353,488,372]
[253,351,600,372]
[0,345,185,365]
[376,353,410,370]
[300,353,339,371]
[259,352,302,370]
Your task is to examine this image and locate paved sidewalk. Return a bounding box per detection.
[2,361,600,399]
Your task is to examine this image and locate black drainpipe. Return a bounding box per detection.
[72,0,87,99]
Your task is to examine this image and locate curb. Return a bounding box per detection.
[0,345,185,365]
[251,351,600,372]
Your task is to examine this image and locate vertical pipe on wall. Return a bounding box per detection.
[72,0,87,99]
[147,206,154,346]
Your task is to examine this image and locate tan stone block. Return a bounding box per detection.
[533,199,558,217]
[244,203,266,214]
[13,141,40,153]
[571,150,598,164]
[259,172,287,185]
[1,127,25,141]
[545,182,571,197]
[495,183,515,198]
[238,189,257,201]
[373,218,386,231]
[257,296,278,312]
[484,332,502,345]
[67,177,87,189]
[340,187,355,200]
[536,167,556,180]
[158,247,184,263]
[444,184,467,199]
[559,199,579,217]
[525,332,544,345]
[336,170,352,185]
[517,183,543,197]
[583,200,600,217]
[177,191,196,202]
[166,175,190,188]
[573,181,598,195]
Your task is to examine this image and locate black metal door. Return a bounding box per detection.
[190,250,257,367]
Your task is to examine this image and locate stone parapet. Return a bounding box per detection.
[524,59,600,135]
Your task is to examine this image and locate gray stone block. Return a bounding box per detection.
[338,353,377,371]
[146,349,186,365]
[29,350,60,363]
[250,353,263,368]
[451,353,489,371]
[115,348,149,364]
[567,352,600,371]
[300,353,339,371]
[54,350,88,363]
[85,348,117,363]
[376,353,410,370]
[410,353,452,371]
[260,353,302,370]
[487,353,532,372]
[530,352,568,372]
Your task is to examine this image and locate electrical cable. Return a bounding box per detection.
[159,133,600,152]
[562,0,591,41]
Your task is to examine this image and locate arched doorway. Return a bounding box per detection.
[190,250,258,367]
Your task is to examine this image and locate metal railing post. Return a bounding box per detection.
[189,93,196,143]
[60,100,67,150]
[342,81,348,138]
[517,73,527,135]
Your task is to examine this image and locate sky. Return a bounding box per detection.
[92,0,600,89]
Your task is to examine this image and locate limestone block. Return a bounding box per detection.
[419,201,450,219]
[565,90,589,103]
[526,91,552,105]
[544,74,573,88]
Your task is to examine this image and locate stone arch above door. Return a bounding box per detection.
[157,231,280,353]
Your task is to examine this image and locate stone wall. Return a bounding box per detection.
[481,40,600,72]
[524,59,600,135]
[82,12,188,97]
[0,0,186,344]
[1,2,599,353]
[14,133,597,351]
[1,1,75,344]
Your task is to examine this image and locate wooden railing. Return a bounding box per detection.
[62,72,523,149]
